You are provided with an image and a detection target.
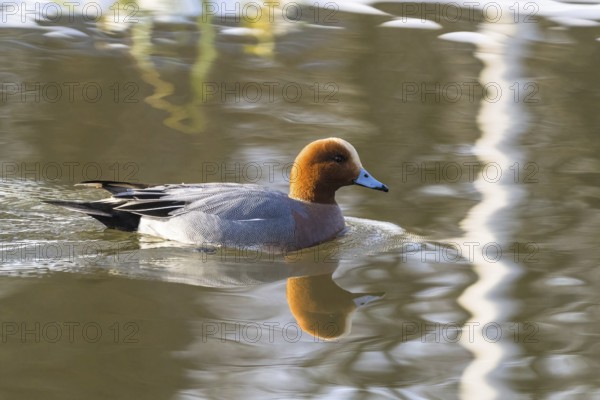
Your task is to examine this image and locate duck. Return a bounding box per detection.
[45,138,388,251]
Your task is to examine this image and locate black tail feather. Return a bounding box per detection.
[44,199,141,231]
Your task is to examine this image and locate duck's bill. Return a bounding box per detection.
[352,292,385,308]
[353,168,389,192]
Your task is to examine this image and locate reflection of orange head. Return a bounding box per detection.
[286,273,383,340]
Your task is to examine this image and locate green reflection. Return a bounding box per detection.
[130,1,217,134]
[241,3,275,57]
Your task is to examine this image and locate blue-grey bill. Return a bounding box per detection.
[352,293,385,308]
[353,168,389,192]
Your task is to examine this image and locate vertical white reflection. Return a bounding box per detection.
[443,10,533,400]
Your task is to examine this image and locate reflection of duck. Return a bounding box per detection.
[287,273,383,340]
[46,138,388,251]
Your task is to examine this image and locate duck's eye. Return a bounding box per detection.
[332,154,346,163]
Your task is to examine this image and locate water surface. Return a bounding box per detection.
[1,1,600,399]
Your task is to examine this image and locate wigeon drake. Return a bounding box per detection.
[46,138,388,251]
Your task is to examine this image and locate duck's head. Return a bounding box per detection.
[289,138,389,204]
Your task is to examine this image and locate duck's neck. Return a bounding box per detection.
[289,184,337,204]
[288,156,339,204]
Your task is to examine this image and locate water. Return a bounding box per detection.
[1,1,600,399]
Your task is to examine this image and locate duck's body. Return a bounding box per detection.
[129,183,345,250]
[46,138,388,251]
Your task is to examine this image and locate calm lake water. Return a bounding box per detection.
[1,0,600,399]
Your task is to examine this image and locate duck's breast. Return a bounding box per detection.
[288,200,345,250]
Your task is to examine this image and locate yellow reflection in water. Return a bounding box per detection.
[127,0,280,134]
[129,1,217,134]
[241,3,275,57]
